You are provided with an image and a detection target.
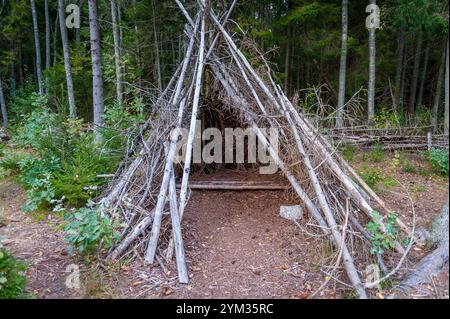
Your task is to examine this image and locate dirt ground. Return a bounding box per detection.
[0,151,448,299]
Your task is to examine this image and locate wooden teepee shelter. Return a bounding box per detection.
[100,0,411,299]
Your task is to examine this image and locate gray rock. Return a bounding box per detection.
[280,205,303,221]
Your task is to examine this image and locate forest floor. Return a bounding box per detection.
[0,150,448,299]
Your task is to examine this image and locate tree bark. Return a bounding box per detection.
[152,0,162,92]
[0,78,8,128]
[111,0,123,104]
[53,11,59,67]
[416,42,430,108]
[88,0,105,142]
[408,34,423,117]
[367,0,377,124]
[336,0,348,128]
[284,24,292,96]
[30,0,44,95]
[58,0,77,118]
[445,37,449,135]
[44,0,51,70]
[431,48,445,132]
[394,31,405,99]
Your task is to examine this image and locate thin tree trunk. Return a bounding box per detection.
[417,43,430,108]
[367,0,377,124]
[445,37,449,135]
[45,0,51,70]
[394,31,405,107]
[284,24,292,95]
[111,0,123,104]
[0,78,8,128]
[432,45,446,132]
[53,11,59,66]
[336,0,348,128]
[58,0,77,118]
[399,47,408,110]
[88,0,105,142]
[30,0,44,95]
[152,0,162,92]
[408,34,423,118]
[76,0,84,43]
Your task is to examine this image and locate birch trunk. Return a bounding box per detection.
[408,34,423,117]
[0,78,8,128]
[283,24,292,96]
[58,0,77,118]
[367,0,377,124]
[336,0,348,128]
[111,0,123,104]
[30,0,44,95]
[432,43,446,132]
[88,0,105,143]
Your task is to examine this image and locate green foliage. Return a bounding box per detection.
[18,156,60,212]
[358,167,383,189]
[374,107,401,129]
[427,148,449,176]
[367,145,386,163]
[0,152,27,176]
[64,207,121,254]
[341,144,356,163]
[365,212,398,255]
[402,160,417,174]
[0,248,27,299]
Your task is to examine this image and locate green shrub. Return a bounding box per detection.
[402,160,417,174]
[365,211,398,255]
[0,248,27,299]
[341,144,356,163]
[18,156,61,212]
[428,148,449,176]
[368,144,385,162]
[0,153,28,176]
[358,167,383,189]
[64,207,120,254]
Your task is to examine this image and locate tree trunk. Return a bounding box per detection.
[30,0,44,95]
[417,43,430,108]
[111,0,123,104]
[336,0,348,128]
[45,0,51,70]
[284,24,292,96]
[53,11,59,67]
[76,0,84,43]
[445,37,449,135]
[432,45,446,133]
[408,34,423,118]
[367,0,377,124]
[0,78,8,128]
[58,0,77,118]
[88,0,105,142]
[152,0,162,92]
[394,31,405,96]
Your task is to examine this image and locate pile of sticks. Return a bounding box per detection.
[100,0,412,299]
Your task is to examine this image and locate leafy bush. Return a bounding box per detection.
[366,144,385,162]
[18,156,61,212]
[402,160,417,174]
[358,167,383,189]
[0,248,27,299]
[0,153,28,176]
[365,211,398,255]
[427,148,449,176]
[341,144,356,163]
[64,207,120,254]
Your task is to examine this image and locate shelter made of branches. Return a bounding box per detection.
[100,0,412,299]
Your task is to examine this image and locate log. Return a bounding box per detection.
[168,164,189,284]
